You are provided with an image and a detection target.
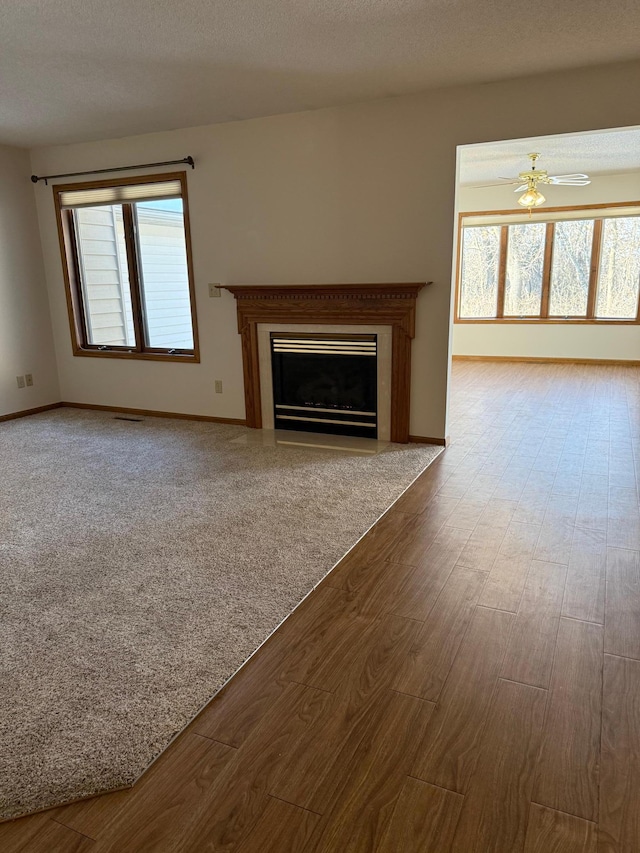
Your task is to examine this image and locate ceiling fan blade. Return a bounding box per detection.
[469,178,520,188]
[549,173,589,179]
[548,174,591,185]
[512,184,528,192]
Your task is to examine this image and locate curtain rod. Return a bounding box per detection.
[31,156,195,186]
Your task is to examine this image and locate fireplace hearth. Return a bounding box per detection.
[271,333,378,437]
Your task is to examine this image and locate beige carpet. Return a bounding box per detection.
[0,409,441,820]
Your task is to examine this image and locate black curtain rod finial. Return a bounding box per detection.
[30,156,195,185]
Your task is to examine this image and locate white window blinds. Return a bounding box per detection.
[58,179,182,209]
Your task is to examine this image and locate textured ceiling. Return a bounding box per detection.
[3,0,640,147]
[458,127,640,185]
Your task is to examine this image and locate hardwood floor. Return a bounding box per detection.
[2,361,639,852]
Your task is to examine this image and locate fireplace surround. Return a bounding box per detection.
[224,283,428,443]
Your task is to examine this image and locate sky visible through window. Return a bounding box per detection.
[138,198,184,212]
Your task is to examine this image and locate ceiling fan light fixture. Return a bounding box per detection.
[518,187,546,208]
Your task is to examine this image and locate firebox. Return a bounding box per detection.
[270,333,378,438]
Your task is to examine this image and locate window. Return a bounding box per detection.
[54,173,199,360]
[459,226,501,318]
[597,217,640,319]
[456,205,640,324]
[504,223,546,316]
[549,219,594,317]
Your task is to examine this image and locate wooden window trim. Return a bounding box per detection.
[586,219,603,320]
[495,226,508,317]
[454,200,640,326]
[539,222,554,319]
[454,317,640,325]
[54,171,200,362]
[121,203,144,353]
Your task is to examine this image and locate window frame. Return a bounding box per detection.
[455,201,640,325]
[53,171,200,361]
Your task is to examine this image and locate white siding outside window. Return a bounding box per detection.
[137,201,193,349]
[74,200,193,349]
[75,206,135,346]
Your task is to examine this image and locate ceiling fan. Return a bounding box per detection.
[472,152,591,210]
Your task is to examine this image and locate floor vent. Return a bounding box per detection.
[113,416,143,422]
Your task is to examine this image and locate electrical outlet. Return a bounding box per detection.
[16,375,25,389]
[214,380,223,394]
[25,374,33,387]
[208,283,222,298]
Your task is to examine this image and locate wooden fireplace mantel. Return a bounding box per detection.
[224,282,430,443]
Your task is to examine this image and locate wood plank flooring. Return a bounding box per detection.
[2,360,639,851]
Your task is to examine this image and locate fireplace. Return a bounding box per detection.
[271,333,378,438]
[224,283,428,443]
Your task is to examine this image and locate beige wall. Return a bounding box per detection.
[454,323,640,361]
[0,145,59,417]
[31,60,640,439]
[454,171,640,362]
